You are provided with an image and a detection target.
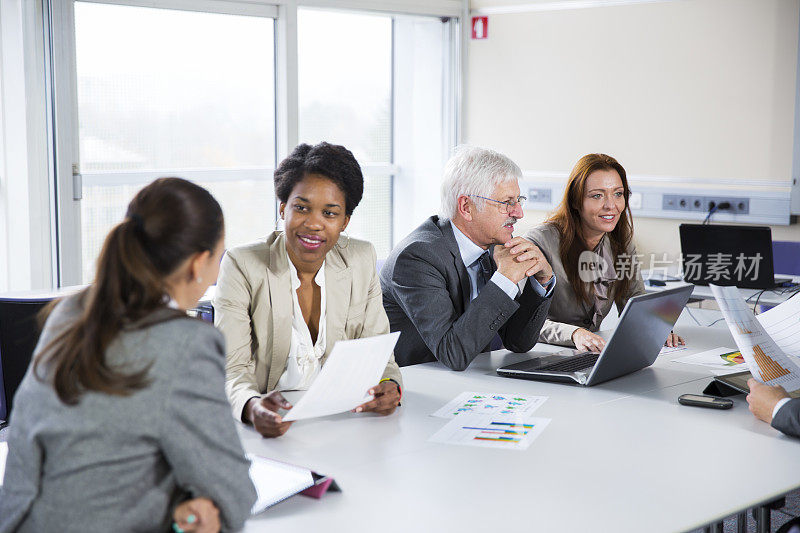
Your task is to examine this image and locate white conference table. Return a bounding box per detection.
[240,324,800,533]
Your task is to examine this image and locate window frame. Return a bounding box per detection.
[46,0,463,287]
[49,0,281,285]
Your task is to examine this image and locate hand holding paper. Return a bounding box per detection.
[746,378,791,424]
[354,379,401,415]
[283,332,400,421]
[246,391,294,438]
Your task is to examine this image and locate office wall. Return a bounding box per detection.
[465,0,800,263]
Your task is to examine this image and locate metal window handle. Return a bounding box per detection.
[72,163,82,200]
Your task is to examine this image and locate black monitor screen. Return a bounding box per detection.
[679,224,776,289]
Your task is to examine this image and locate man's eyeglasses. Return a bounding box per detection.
[469,195,527,214]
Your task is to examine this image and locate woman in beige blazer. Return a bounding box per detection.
[214,142,402,438]
[525,154,684,352]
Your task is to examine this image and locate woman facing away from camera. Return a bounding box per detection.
[214,142,402,438]
[0,178,256,533]
[525,153,684,352]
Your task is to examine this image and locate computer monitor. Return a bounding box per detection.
[679,224,787,289]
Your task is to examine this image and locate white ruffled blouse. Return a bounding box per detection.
[275,257,327,391]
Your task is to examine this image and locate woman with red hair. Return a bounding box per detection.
[525,153,683,352]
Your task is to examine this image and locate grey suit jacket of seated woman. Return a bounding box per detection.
[0,294,256,533]
[525,222,646,346]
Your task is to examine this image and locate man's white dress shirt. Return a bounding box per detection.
[451,224,556,301]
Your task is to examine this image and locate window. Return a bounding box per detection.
[296,8,456,258]
[73,2,276,282]
[47,1,459,287]
[297,9,393,257]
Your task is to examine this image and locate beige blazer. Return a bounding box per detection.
[525,223,646,346]
[213,231,402,420]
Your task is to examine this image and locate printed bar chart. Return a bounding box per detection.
[711,285,800,391]
[752,345,790,381]
[462,421,533,441]
[431,392,547,419]
[429,413,551,450]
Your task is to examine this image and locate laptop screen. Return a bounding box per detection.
[678,224,777,289]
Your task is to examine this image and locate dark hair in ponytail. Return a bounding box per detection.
[35,177,224,404]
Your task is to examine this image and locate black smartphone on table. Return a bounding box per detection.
[678,394,733,410]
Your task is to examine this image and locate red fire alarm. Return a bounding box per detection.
[471,16,488,40]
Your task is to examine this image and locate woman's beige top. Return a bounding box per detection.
[524,223,646,346]
[213,231,403,421]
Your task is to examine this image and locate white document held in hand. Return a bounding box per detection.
[283,331,400,421]
[756,291,800,359]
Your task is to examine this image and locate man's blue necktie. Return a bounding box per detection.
[474,250,504,351]
[475,251,493,294]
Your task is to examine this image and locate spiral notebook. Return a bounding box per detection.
[248,454,339,514]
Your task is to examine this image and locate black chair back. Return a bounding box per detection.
[0,298,51,421]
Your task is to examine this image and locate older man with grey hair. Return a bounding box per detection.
[380,145,555,369]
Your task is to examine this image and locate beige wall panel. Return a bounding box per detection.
[466,0,798,180]
[466,0,800,264]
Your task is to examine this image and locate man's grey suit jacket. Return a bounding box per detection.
[380,216,551,370]
[773,398,800,438]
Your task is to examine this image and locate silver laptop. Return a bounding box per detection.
[496,285,694,386]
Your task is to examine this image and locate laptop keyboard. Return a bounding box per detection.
[538,352,600,372]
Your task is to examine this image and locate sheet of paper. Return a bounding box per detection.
[0,442,7,486]
[429,413,551,451]
[672,347,748,375]
[247,454,314,514]
[710,285,800,391]
[283,332,400,421]
[756,292,800,359]
[431,391,547,419]
[660,345,688,355]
